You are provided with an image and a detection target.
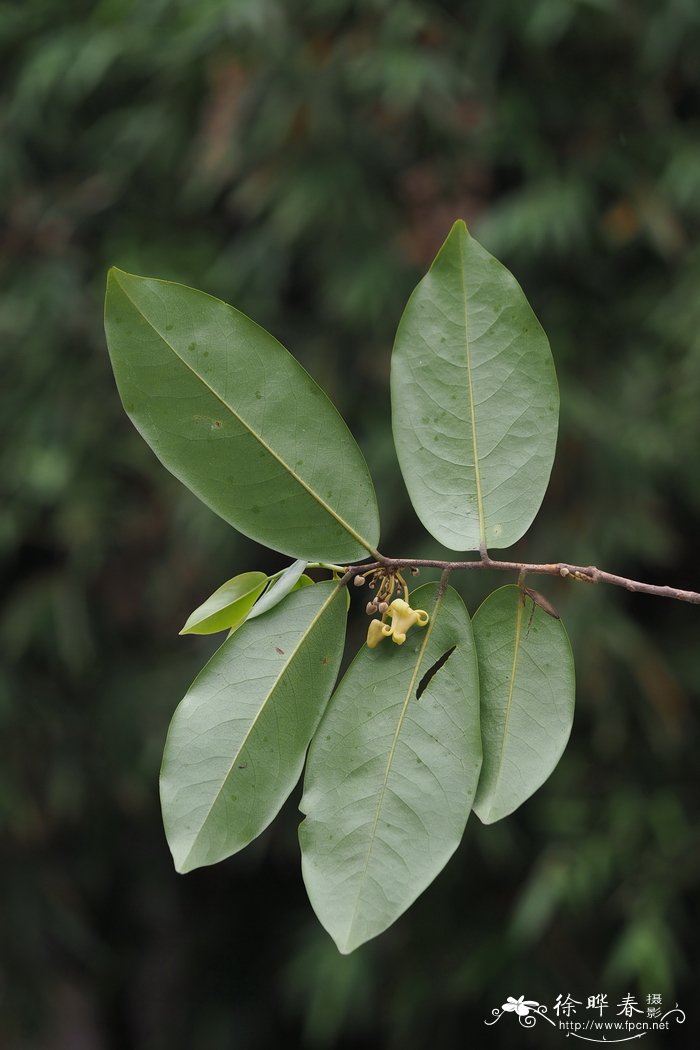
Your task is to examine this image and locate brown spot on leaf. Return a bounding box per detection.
[275,647,284,655]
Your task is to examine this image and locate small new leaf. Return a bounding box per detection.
[247,560,308,621]
[180,571,268,635]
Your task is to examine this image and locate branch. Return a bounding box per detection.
[344,554,700,605]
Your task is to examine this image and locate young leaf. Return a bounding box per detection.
[160,581,347,873]
[246,559,308,621]
[472,585,575,824]
[180,571,268,635]
[391,220,559,552]
[299,583,481,954]
[105,270,380,561]
[225,567,316,640]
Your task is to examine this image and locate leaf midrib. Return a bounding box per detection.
[345,587,446,945]
[485,596,524,819]
[180,583,342,869]
[113,271,376,557]
[457,235,486,547]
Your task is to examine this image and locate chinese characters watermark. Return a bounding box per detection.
[485,991,685,1043]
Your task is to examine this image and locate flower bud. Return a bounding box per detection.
[353,574,366,587]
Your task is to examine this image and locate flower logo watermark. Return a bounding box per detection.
[486,996,555,1030]
[484,992,686,1042]
[502,996,541,1017]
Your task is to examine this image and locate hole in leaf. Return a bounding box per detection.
[416,646,456,700]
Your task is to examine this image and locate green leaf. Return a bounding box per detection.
[247,559,308,621]
[472,585,575,824]
[390,220,559,551]
[299,583,481,954]
[105,269,380,561]
[160,581,348,873]
[180,571,268,635]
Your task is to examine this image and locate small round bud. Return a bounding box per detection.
[368,579,375,588]
[353,574,366,587]
[410,566,419,576]
[366,601,377,615]
[378,601,388,614]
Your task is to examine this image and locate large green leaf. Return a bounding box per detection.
[390,221,559,551]
[105,270,380,561]
[160,581,347,873]
[472,585,575,824]
[180,571,268,635]
[299,583,481,954]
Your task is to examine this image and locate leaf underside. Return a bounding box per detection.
[299,583,482,954]
[160,581,348,873]
[247,560,308,621]
[105,269,380,561]
[391,220,559,552]
[472,585,575,824]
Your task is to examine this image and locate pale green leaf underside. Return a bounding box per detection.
[391,220,559,551]
[472,585,575,824]
[247,559,307,621]
[180,571,268,635]
[160,581,347,873]
[105,269,380,562]
[299,583,481,954]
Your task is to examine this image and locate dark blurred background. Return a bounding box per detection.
[2,1,700,1047]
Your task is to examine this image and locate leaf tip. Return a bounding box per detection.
[106,265,127,286]
[170,839,199,874]
[449,218,469,240]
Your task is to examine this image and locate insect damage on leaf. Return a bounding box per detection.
[522,586,560,619]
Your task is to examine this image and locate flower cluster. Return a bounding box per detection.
[366,598,429,648]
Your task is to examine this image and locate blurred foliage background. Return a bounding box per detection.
[2,1,700,1047]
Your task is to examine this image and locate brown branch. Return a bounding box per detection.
[343,553,700,605]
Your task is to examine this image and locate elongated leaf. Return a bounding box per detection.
[299,583,481,954]
[292,574,315,590]
[180,571,268,635]
[247,559,308,621]
[226,567,316,640]
[105,270,380,561]
[472,585,575,824]
[391,220,559,551]
[160,581,347,873]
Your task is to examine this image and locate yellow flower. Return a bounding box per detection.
[366,618,392,649]
[366,598,430,648]
[385,598,429,644]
